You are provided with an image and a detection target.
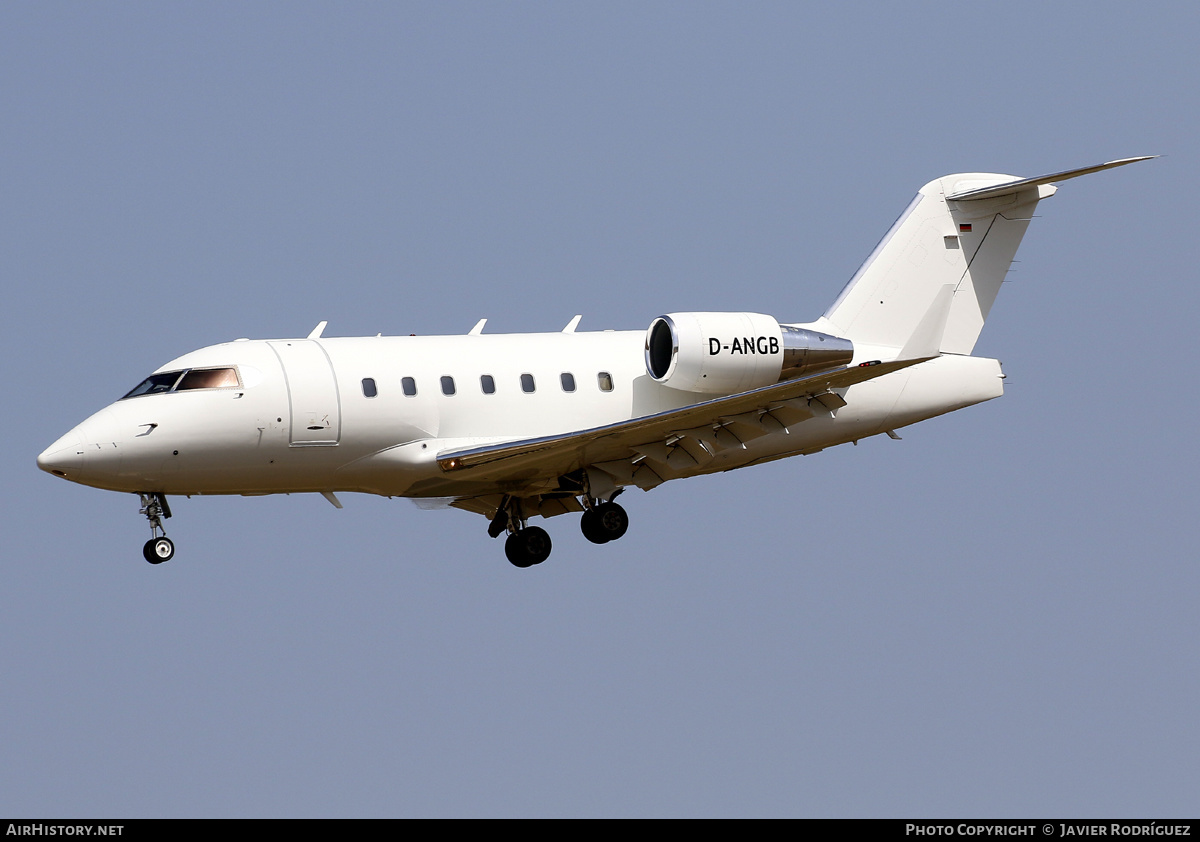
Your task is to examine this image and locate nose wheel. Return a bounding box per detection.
[143,536,175,564]
[138,493,174,565]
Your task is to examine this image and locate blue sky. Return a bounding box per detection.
[3,2,1196,817]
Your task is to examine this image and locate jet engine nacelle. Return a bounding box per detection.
[645,312,854,394]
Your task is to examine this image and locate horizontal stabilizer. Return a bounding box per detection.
[945,156,1156,202]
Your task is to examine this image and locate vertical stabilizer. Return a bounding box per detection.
[823,173,1042,355]
[823,157,1154,356]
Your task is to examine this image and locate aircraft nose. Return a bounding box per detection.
[37,427,87,480]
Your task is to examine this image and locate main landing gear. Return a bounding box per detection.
[138,492,174,564]
[579,482,629,547]
[490,490,630,568]
[490,496,553,568]
[505,526,552,568]
[580,501,629,545]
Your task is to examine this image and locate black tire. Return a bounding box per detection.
[143,537,174,564]
[580,509,610,544]
[520,526,552,565]
[505,532,535,567]
[505,527,552,567]
[593,502,629,542]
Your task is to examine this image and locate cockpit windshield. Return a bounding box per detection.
[121,367,240,400]
[176,368,239,390]
[122,371,184,399]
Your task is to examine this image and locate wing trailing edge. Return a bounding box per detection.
[435,357,928,480]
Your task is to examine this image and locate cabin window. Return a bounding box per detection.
[402,377,417,397]
[520,373,536,393]
[481,374,496,394]
[597,372,614,392]
[362,378,377,398]
[441,376,456,396]
[560,372,576,392]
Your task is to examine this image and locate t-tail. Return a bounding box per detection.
[819,157,1155,359]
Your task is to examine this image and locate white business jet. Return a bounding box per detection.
[38,158,1152,567]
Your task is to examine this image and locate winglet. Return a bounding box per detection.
[562,315,583,333]
[946,156,1157,202]
[469,319,487,336]
[307,321,328,340]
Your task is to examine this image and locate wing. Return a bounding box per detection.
[436,357,928,505]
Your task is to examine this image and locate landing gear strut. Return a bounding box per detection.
[138,493,174,564]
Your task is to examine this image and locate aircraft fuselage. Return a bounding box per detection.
[38,329,1001,500]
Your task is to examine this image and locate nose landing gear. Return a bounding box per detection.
[138,493,174,564]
